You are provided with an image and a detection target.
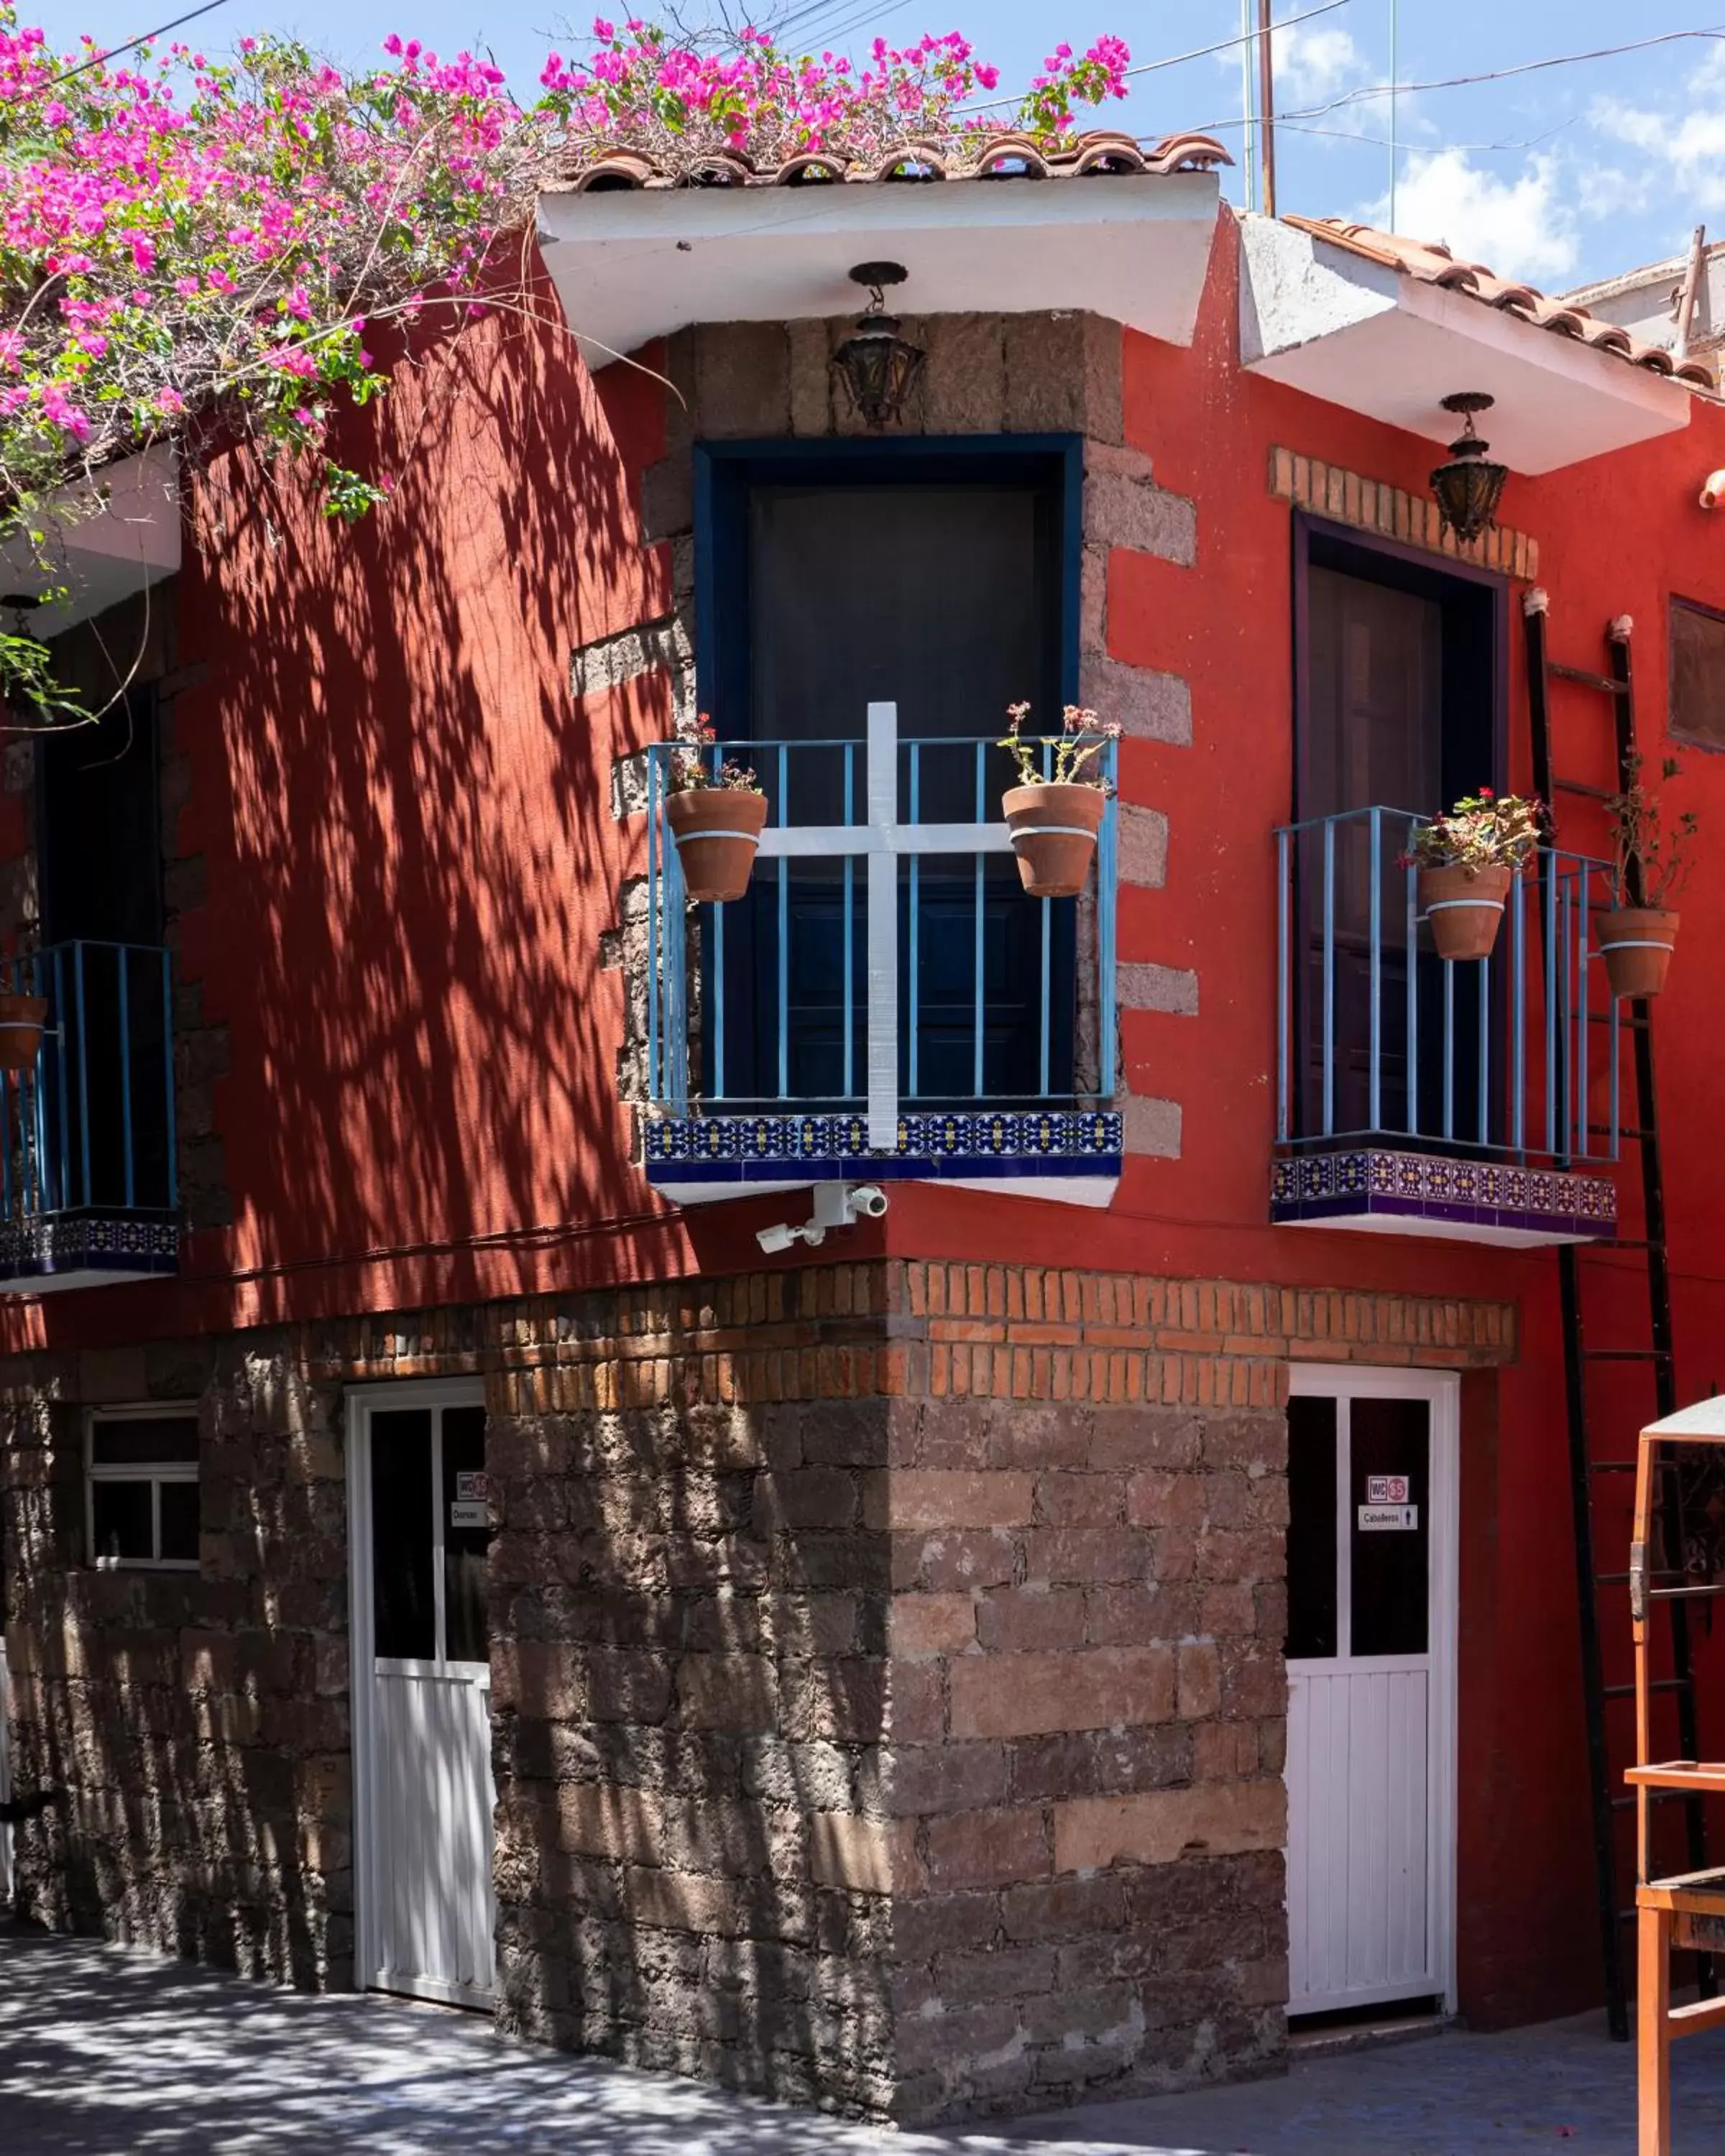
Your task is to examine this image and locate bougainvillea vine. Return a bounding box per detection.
[0,14,1132,711]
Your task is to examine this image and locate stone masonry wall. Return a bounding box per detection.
[2,1334,349,1984]
[3,1263,1514,2125]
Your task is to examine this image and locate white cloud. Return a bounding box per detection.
[1272,20,1365,108]
[1592,44,1725,213]
[1374,149,1579,285]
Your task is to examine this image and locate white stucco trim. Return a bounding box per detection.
[1239,216,1692,474]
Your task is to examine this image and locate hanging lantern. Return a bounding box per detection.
[831,262,925,428]
[1429,392,1509,543]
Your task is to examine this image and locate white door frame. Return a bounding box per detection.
[346,1376,490,2004]
[1287,1362,1460,2017]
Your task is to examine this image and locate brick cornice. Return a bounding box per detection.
[1269,445,1539,581]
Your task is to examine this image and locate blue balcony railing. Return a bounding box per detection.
[0,939,178,1285]
[1274,807,1619,1166]
[643,704,1121,1195]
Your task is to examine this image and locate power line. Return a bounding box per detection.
[1279,116,1579,154]
[10,0,229,98]
[1196,23,1725,134]
[956,0,1351,115]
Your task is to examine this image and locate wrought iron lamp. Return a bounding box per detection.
[831,262,925,427]
[1429,392,1509,543]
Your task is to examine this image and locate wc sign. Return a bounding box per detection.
[1359,1473,1417,1531]
[450,1470,489,1530]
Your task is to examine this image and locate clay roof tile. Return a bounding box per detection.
[1286,214,1716,389]
[542,126,1232,195]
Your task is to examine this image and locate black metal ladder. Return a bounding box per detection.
[1522,592,1706,2043]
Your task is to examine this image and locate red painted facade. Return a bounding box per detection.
[12,216,1725,2032]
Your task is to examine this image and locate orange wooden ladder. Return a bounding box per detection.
[1626,1399,1725,2155]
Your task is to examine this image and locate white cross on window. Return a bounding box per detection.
[753,701,1013,1149]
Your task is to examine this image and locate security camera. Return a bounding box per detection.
[756,1181,888,1253]
[756,1218,826,1254]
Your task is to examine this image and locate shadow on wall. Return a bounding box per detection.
[4,1350,355,1989]
[106,254,677,1309]
[484,1356,901,2116]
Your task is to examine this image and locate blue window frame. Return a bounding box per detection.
[691,435,1087,1113]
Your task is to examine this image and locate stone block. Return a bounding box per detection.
[877,1740,1009,1818]
[920,313,1006,433]
[676,1654,778,1733]
[753,1466,860,1533]
[1123,1095,1182,1159]
[887,1593,978,1657]
[558,1784,665,1864]
[1052,1779,1287,1872]
[640,457,692,543]
[1082,652,1193,743]
[921,1804,1051,1891]
[693,322,791,438]
[1116,802,1169,886]
[865,1470,1035,1531]
[1019,1527,1146,1586]
[1177,1641,1223,1721]
[1034,1473,1126,1526]
[1085,468,1197,566]
[586,1648,674,1725]
[787,318,832,435]
[809,1812,921,1895]
[949,1646,1174,1740]
[974,1588,1087,1655]
[1116,962,1199,1015]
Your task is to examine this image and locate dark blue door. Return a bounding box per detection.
[699,452,1077,1111]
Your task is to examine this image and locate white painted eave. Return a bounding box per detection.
[1,443,181,637]
[1239,216,1693,475]
[536,173,1222,367]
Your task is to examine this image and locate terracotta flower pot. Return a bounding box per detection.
[1417,863,1512,962]
[666,786,768,903]
[1598,908,1679,1000]
[1002,783,1106,898]
[0,992,47,1073]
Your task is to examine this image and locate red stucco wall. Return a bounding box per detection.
[12,218,1725,2030]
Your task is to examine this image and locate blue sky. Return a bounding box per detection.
[24,0,1725,290]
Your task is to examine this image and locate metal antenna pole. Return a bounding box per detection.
[1389,0,1398,228]
[1257,0,1277,219]
[1241,0,1257,211]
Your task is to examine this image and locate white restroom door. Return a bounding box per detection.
[349,1383,497,2009]
[1284,1368,1458,2017]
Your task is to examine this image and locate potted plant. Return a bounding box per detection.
[0,941,46,1075]
[998,701,1121,899]
[663,713,769,904]
[1407,789,1542,962]
[1599,754,1698,999]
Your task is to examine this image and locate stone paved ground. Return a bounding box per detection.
[6,1922,1725,2154]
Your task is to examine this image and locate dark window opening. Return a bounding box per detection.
[697,441,1080,1112]
[1670,596,1725,752]
[38,689,163,946]
[87,1409,199,1569]
[35,688,172,1212]
[1287,1394,1340,1661]
[1292,520,1506,1149]
[372,1408,435,1660]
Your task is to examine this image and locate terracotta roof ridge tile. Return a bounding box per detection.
[541,126,1231,195]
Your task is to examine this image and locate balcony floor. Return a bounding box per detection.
[646,1109,1123,1208]
[1272,1146,1618,1247]
[0,1211,180,1293]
